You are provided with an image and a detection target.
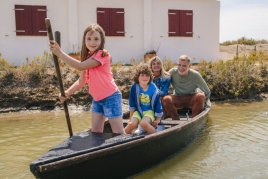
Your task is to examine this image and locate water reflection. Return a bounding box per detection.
[0,101,268,179]
[0,109,91,179]
[132,101,268,179]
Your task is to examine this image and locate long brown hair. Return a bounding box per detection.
[80,24,106,62]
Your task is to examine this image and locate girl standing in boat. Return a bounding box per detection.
[124,63,163,134]
[49,23,125,134]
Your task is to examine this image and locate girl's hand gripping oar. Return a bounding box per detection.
[45,18,73,137]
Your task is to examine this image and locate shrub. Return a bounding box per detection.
[220,37,268,46]
[196,51,268,99]
[111,61,123,78]
[1,51,268,101]
[0,55,9,71]
[162,57,176,71]
[0,51,55,89]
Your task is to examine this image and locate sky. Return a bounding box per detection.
[220,0,268,42]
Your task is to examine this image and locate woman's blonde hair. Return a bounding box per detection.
[80,24,106,62]
[133,62,153,84]
[148,56,169,79]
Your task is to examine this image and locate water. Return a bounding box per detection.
[0,109,91,179]
[0,101,268,179]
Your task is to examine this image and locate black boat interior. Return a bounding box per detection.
[31,108,193,167]
[30,132,144,167]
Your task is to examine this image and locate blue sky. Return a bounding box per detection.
[220,0,268,42]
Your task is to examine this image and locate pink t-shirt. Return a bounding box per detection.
[85,50,118,101]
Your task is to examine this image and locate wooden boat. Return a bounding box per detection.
[30,102,211,179]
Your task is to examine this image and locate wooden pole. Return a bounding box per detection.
[45,18,73,137]
[55,31,61,47]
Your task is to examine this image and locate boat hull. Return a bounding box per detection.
[30,106,210,179]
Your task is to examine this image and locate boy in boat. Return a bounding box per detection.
[162,55,211,120]
[124,63,163,134]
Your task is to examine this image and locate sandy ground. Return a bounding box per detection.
[220,44,268,60]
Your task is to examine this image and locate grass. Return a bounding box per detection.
[220,37,268,46]
[1,50,268,101]
[196,50,268,99]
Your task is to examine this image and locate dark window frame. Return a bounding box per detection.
[168,9,193,37]
[14,5,47,36]
[97,7,125,37]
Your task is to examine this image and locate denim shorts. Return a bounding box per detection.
[90,90,122,118]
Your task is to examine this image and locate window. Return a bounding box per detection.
[97,8,125,36]
[14,5,47,36]
[168,10,193,37]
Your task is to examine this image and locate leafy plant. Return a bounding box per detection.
[146,50,157,54]
[162,57,176,71]
[0,53,10,71]
[68,44,80,55]
[220,37,268,46]
[145,42,161,54]
[196,51,268,99]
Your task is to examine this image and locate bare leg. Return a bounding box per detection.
[124,117,139,134]
[108,116,125,134]
[91,112,105,133]
[140,116,156,134]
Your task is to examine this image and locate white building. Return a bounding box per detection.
[0,0,226,65]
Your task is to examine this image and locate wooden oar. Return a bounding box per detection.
[45,18,73,137]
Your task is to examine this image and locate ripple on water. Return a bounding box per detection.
[132,101,268,179]
[1,102,268,179]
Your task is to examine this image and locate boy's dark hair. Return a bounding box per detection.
[133,62,154,84]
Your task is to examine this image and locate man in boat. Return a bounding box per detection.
[162,55,211,120]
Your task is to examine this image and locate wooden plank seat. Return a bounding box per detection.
[123,108,193,120]
[163,108,193,119]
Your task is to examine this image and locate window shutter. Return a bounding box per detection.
[32,6,47,36]
[97,8,110,36]
[168,10,179,36]
[111,8,125,36]
[14,5,32,35]
[180,10,193,37]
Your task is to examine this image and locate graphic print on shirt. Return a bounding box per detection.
[138,84,154,112]
[140,93,150,105]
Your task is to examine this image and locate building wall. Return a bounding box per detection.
[77,0,144,63]
[0,0,68,65]
[151,0,221,62]
[0,0,222,65]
